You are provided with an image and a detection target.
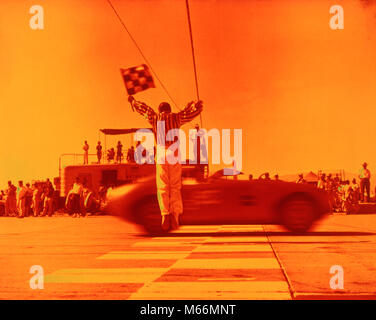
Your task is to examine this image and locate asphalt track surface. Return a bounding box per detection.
[1,213,376,299]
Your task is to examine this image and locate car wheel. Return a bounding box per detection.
[138,198,168,236]
[281,196,316,233]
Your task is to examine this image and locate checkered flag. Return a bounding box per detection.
[120,64,156,95]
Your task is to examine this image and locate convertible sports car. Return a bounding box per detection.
[106,169,330,235]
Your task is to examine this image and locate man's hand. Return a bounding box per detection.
[195,100,203,109]
[128,95,135,111]
[186,101,195,108]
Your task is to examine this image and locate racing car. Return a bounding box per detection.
[106,169,330,235]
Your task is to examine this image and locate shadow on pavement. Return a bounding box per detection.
[136,230,376,238]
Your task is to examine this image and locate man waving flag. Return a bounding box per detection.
[128,95,203,231]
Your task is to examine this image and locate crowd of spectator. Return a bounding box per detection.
[1,161,374,217]
[81,140,153,164]
[0,179,56,218]
[316,174,360,213]
[65,176,107,218]
[250,162,373,214]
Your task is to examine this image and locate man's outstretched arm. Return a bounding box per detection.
[128,95,157,122]
[178,100,203,125]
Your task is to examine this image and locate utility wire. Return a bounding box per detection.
[185,0,203,127]
[106,0,181,111]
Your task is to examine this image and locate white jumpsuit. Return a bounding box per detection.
[156,161,183,219]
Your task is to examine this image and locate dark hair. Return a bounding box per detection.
[158,102,171,113]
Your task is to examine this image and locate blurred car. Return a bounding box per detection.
[106,169,330,235]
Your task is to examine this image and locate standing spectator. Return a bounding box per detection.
[127,146,135,163]
[274,174,279,181]
[5,181,17,216]
[32,183,42,217]
[248,174,253,181]
[259,172,271,180]
[351,178,360,203]
[98,184,107,210]
[339,180,350,212]
[317,175,326,190]
[83,141,89,164]
[189,124,208,164]
[70,177,83,218]
[42,180,54,217]
[326,175,335,212]
[80,181,91,217]
[17,181,27,218]
[359,162,371,202]
[96,141,102,163]
[296,174,306,184]
[45,178,53,191]
[25,183,33,217]
[116,141,123,163]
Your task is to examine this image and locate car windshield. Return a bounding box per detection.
[210,169,244,180]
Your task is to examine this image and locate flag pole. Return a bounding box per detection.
[185,0,203,128]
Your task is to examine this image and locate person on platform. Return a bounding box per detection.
[189,124,208,164]
[83,141,89,165]
[107,148,115,163]
[116,141,123,163]
[96,141,102,163]
[134,141,142,164]
[128,95,203,231]
[127,146,135,163]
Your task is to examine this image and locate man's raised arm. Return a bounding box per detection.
[128,95,156,122]
[178,100,203,125]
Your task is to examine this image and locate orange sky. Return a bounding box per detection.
[1,0,376,188]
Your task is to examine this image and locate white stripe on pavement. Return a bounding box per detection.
[132,241,198,247]
[45,268,166,284]
[192,244,272,252]
[171,258,280,269]
[129,281,290,300]
[203,236,269,243]
[97,251,190,260]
